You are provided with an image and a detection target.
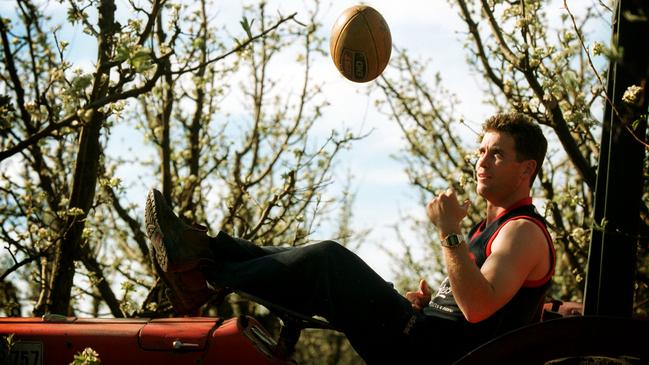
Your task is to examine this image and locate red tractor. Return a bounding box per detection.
[0,291,335,364]
[1,315,287,365]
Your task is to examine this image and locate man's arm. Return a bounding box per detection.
[444,220,548,323]
[427,189,549,323]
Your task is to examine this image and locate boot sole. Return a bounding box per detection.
[145,189,173,272]
[145,189,212,314]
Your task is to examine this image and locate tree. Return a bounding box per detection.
[1,0,367,361]
[378,0,648,316]
[1,0,143,317]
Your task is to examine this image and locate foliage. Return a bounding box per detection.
[378,0,648,316]
[70,348,101,365]
[2,0,647,363]
[293,328,364,365]
[0,0,364,362]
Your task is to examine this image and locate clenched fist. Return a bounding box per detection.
[426,188,469,238]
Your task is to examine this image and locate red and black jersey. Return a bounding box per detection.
[424,197,556,336]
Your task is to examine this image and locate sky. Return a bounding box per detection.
[263,0,488,280]
[102,0,490,282]
[1,0,611,290]
[250,0,610,281]
[0,0,490,315]
[198,0,491,281]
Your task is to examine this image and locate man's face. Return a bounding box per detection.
[475,131,530,202]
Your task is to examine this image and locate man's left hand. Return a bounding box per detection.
[405,279,432,311]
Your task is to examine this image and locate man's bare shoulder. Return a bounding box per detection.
[492,218,548,253]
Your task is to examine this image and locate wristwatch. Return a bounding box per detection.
[441,233,464,248]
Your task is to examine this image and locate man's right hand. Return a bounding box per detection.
[426,188,469,239]
[405,279,432,311]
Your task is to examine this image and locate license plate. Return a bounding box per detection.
[3,341,42,365]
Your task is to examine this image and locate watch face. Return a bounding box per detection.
[444,234,461,247]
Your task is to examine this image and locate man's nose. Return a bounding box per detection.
[476,154,488,168]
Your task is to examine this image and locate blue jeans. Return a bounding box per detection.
[206,231,472,363]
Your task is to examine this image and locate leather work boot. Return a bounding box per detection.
[145,188,217,315]
[145,188,214,272]
[151,256,215,315]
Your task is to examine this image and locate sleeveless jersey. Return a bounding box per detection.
[423,197,555,337]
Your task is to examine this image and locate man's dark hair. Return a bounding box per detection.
[483,112,548,186]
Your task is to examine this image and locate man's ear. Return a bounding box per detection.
[523,160,537,177]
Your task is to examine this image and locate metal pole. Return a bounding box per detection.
[583,0,648,316]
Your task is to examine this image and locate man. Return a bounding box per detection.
[145,112,554,364]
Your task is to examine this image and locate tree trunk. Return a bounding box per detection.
[35,0,117,316]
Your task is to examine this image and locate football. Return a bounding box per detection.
[329,4,392,83]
